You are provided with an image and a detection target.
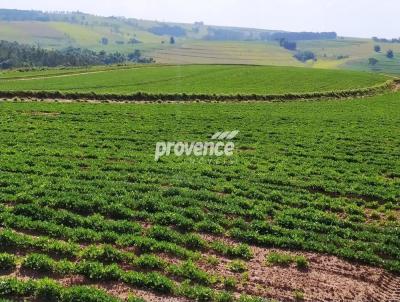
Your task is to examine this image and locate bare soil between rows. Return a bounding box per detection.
[2,240,399,302]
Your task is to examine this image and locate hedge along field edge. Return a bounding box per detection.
[0,79,397,102]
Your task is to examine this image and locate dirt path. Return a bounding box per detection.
[8,69,113,81]
[0,65,166,82]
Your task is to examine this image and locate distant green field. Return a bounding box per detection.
[0,65,143,79]
[0,65,390,95]
[344,52,400,75]
[146,41,303,66]
[300,39,400,74]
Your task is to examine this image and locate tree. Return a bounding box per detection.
[101,37,109,45]
[294,51,316,62]
[128,38,141,44]
[279,38,296,51]
[149,25,186,37]
[386,49,394,59]
[128,49,141,61]
[368,58,378,65]
[170,36,175,44]
[374,45,381,53]
[267,32,337,41]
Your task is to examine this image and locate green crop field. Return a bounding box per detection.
[144,41,304,66]
[0,91,399,301]
[0,65,390,95]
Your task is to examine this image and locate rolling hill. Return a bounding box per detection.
[0,9,399,75]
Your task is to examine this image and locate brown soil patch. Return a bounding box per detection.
[161,184,173,189]
[21,111,61,117]
[198,235,400,302]
[238,146,256,152]
[215,191,230,197]
[392,82,400,92]
[106,157,136,164]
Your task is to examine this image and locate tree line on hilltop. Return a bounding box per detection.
[0,40,154,69]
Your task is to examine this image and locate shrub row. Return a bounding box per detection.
[0,211,198,260]
[20,251,224,291]
[0,229,79,258]
[147,225,253,260]
[21,253,175,294]
[0,79,394,102]
[0,276,169,301]
[4,204,253,261]
[19,253,246,300]
[0,277,122,302]
[266,252,309,269]
[12,203,143,234]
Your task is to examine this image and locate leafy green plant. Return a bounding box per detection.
[133,254,166,270]
[205,256,220,266]
[35,278,63,301]
[223,277,237,289]
[266,252,309,269]
[81,245,126,264]
[266,252,294,266]
[0,253,17,271]
[169,260,214,285]
[228,260,247,273]
[62,285,121,302]
[22,253,54,274]
[179,281,215,302]
[215,291,235,302]
[126,296,146,302]
[123,271,175,294]
[293,290,305,301]
[77,261,121,281]
[295,256,309,269]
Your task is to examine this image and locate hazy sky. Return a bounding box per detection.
[1,0,399,38]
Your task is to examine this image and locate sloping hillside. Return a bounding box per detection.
[0,9,399,74]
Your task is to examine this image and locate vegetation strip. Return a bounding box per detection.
[0,79,395,102]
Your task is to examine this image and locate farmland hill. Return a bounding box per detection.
[0,9,399,74]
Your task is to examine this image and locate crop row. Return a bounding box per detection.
[1,191,399,272]
[3,180,389,243]
[0,276,266,302]
[0,211,199,260]
[0,277,132,302]
[1,202,253,259]
[12,192,398,257]
[3,204,399,275]
[0,230,245,290]
[0,251,267,302]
